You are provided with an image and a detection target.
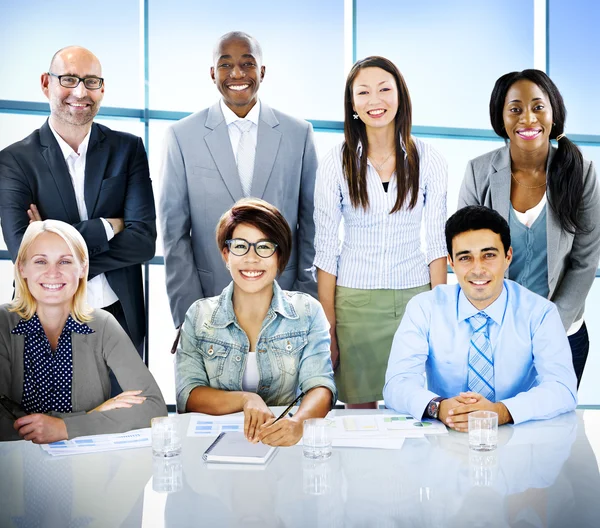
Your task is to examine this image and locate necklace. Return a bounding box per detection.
[511,172,547,189]
[368,150,394,172]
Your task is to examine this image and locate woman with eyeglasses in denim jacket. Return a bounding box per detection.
[175,198,336,447]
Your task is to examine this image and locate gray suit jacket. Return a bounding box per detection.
[0,306,167,441]
[160,101,318,327]
[458,145,600,329]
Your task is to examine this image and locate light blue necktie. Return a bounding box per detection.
[234,119,255,197]
[467,312,495,401]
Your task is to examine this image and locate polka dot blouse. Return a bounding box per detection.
[11,313,94,414]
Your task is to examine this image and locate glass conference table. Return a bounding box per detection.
[1,409,599,528]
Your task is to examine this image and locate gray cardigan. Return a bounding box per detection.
[458,145,600,330]
[0,305,167,441]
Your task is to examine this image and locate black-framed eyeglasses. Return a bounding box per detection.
[47,72,104,90]
[225,238,278,258]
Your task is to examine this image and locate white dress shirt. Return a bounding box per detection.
[313,137,448,289]
[220,98,260,163]
[48,122,119,309]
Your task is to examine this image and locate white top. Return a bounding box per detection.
[241,351,260,392]
[513,193,547,227]
[48,122,118,309]
[512,193,583,335]
[220,99,260,164]
[313,138,448,289]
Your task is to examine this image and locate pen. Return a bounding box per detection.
[273,392,305,423]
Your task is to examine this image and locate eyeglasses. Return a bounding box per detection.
[47,72,104,90]
[225,238,278,258]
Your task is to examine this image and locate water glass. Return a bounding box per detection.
[152,455,183,493]
[468,411,498,451]
[303,418,332,459]
[151,416,182,457]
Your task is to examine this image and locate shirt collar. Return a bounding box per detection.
[48,120,91,161]
[11,313,94,337]
[211,280,298,328]
[457,281,508,326]
[220,98,261,127]
[357,135,408,161]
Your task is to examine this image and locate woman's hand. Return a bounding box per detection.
[89,390,146,413]
[241,393,274,443]
[330,326,340,370]
[14,414,68,444]
[257,416,303,446]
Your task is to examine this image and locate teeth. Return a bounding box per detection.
[42,284,63,290]
[241,270,264,278]
[518,130,540,137]
[229,84,249,91]
[471,281,488,285]
[368,109,385,115]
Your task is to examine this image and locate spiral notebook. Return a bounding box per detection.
[202,432,277,464]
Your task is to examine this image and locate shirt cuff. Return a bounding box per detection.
[100,218,115,241]
[426,246,448,265]
[312,254,338,277]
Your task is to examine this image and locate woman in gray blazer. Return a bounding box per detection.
[0,220,167,443]
[458,69,600,386]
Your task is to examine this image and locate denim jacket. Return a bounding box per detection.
[175,281,337,411]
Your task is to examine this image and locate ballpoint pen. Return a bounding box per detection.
[272,392,305,423]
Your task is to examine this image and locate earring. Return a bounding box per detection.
[353,113,359,120]
[226,262,230,270]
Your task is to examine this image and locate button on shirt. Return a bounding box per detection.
[220,98,260,165]
[383,280,577,425]
[313,138,448,289]
[11,314,94,414]
[48,123,118,308]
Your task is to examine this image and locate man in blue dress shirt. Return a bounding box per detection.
[384,205,577,430]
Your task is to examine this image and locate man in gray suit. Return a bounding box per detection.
[160,31,318,329]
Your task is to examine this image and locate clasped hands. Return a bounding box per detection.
[241,393,302,447]
[439,391,512,432]
[13,390,146,444]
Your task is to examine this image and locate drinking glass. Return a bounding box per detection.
[303,418,332,459]
[151,416,182,457]
[468,411,498,451]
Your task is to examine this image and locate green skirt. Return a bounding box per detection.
[334,284,430,404]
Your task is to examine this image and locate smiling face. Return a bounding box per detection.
[42,47,104,128]
[222,223,278,296]
[503,79,553,154]
[211,36,265,118]
[449,229,512,310]
[19,232,86,313]
[352,66,399,133]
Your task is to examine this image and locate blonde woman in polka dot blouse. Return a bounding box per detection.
[0,220,166,443]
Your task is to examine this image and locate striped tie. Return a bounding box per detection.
[467,312,495,401]
[234,119,255,197]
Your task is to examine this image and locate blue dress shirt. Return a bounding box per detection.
[383,280,577,424]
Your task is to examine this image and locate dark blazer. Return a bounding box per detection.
[0,120,156,350]
[458,145,600,330]
[159,101,318,328]
[0,306,167,441]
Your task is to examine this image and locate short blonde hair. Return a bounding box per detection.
[10,220,93,323]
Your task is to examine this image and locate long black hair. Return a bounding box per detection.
[490,69,586,234]
[342,56,420,212]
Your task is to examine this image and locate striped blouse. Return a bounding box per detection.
[313,137,448,290]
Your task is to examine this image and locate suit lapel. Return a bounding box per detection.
[490,147,511,221]
[204,103,244,201]
[252,103,281,199]
[39,121,81,223]
[84,123,108,217]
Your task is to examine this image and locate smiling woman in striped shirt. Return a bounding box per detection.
[313,56,448,408]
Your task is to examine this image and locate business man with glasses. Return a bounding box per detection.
[0,46,156,375]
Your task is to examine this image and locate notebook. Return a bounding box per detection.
[202,432,277,464]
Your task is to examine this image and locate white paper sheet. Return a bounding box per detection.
[41,428,151,457]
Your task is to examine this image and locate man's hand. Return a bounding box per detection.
[14,414,68,444]
[241,393,274,443]
[27,203,43,223]
[106,218,125,235]
[438,394,477,425]
[446,391,512,432]
[257,416,303,446]
[89,390,146,413]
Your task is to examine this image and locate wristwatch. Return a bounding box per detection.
[426,397,446,420]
